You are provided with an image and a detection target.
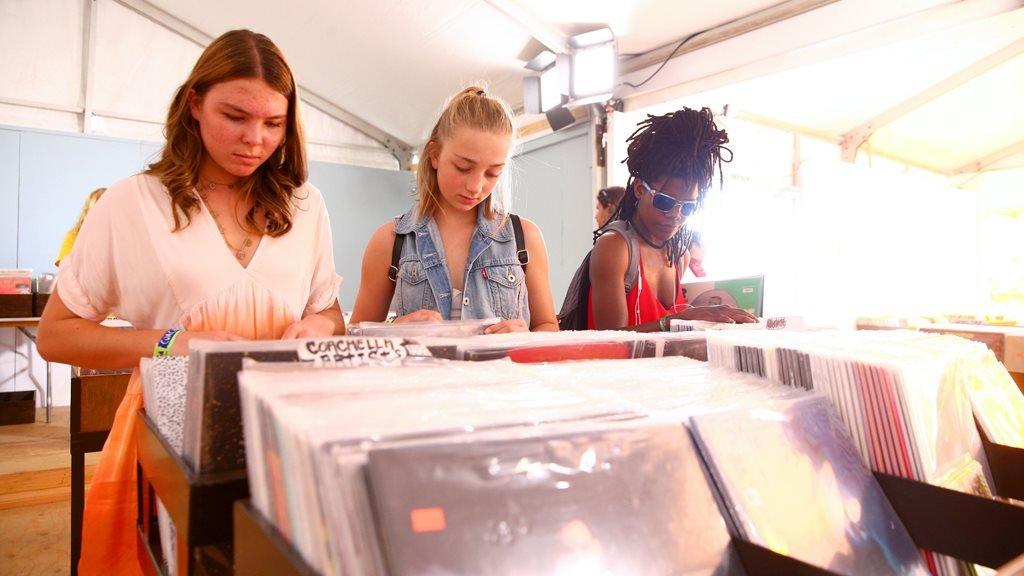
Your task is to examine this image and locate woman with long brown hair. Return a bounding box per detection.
[37,30,345,574]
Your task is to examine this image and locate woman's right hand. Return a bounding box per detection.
[670,305,758,324]
[171,330,247,355]
[393,309,444,324]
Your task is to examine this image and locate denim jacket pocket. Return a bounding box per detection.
[482,264,526,319]
[396,259,436,315]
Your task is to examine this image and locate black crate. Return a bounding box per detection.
[33,292,50,317]
[0,390,36,425]
[0,294,33,318]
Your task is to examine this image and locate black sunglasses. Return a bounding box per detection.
[641,181,699,216]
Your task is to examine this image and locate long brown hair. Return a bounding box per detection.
[416,86,515,221]
[148,29,306,237]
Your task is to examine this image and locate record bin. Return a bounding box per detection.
[135,410,248,576]
[976,419,1024,501]
[231,474,1024,576]
[231,499,846,576]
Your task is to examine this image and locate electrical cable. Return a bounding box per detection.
[620,31,702,89]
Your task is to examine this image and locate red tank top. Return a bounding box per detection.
[586,253,687,329]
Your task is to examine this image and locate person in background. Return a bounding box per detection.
[350,87,559,333]
[587,108,756,330]
[38,30,344,575]
[688,229,707,277]
[55,187,105,267]
[595,185,625,229]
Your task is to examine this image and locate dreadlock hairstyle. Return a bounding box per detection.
[597,107,731,265]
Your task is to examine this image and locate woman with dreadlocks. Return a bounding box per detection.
[587,107,757,330]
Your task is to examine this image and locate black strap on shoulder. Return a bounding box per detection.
[388,232,405,283]
[510,214,529,270]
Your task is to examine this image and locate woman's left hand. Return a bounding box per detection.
[281,314,336,340]
[484,318,530,334]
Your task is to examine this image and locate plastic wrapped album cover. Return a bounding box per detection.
[367,424,744,576]
[690,395,929,576]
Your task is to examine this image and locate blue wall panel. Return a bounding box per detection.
[17,131,144,274]
[0,130,20,269]
[512,125,594,307]
[309,161,415,308]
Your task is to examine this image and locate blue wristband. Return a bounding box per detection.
[154,328,183,357]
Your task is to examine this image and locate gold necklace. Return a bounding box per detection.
[197,182,257,261]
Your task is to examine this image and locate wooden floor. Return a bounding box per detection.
[0,407,100,575]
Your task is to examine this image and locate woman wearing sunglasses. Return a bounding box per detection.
[586,107,757,330]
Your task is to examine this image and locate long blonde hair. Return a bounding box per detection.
[416,86,515,220]
[71,188,105,237]
[147,29,306,237]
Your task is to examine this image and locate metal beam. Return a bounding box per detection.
[111,0,413,168]
[733,109,951,176]
[840,35,1024,162]
[306,139,400,155]
[0,96,83,115]
[81,0,99,133]
[952,139,1024,174]
[299,89,412,168]
[481,0,569,54]
[620,0,838,76]
[113,0,210,47]
[90,108,163,125]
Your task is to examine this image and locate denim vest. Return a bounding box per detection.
[392,206,530,324]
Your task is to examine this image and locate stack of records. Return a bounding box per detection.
[705,330,992,489]
[704,330,1005,576]
[691,395,928,575]
[242,353,933,575]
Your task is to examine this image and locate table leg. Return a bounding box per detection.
[45,360,51,423]
[71,449,84,576]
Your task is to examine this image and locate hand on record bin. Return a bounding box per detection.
[393,309,444,323]
[671,305,758,324]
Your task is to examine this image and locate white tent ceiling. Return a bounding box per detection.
[615,3,1024,179]
[708,9,1024,137]
[2,0,1022,179]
